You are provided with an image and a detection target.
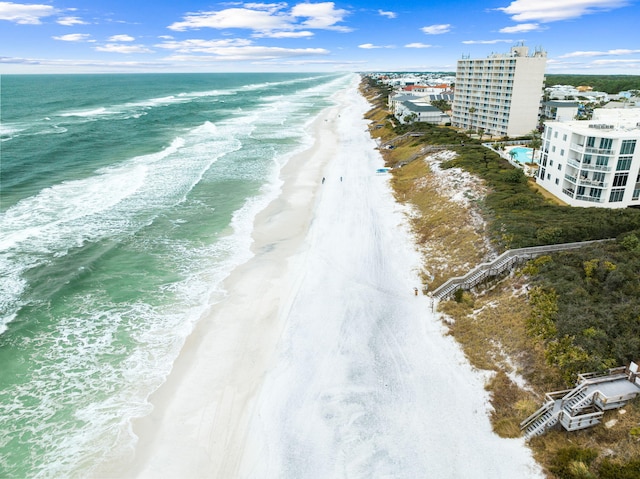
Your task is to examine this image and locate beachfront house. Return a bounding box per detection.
[396,101,450,125]
[536,108,640,208]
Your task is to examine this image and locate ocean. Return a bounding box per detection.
[0,72,354,478]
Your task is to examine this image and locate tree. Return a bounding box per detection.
[468,107,476,131]
[528,129,542,162]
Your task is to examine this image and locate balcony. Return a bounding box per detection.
[578,177,607,188]
[576,195,604,203]
[585,146,613,155]
[568,159,612,172]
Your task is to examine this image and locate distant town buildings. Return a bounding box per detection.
[537,108,640,208]
[451,45,547,138]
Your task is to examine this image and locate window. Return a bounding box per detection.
[617,157,632,171]
[613,173,628,187]
[583,154,592,164]
[596,156,608,167]
[578,186,585,196]
[587,136,596,147]
[560,149,565,156]
[558,163,562,171]
[550,159,554,166]
[600,138,613,150]
[547,173,551,180]
[593,172,605,183]
[609,189,625,202]
[563,134,567,141]
[590,188,602,199]
[539,167,546,178]
[621,140,636,155]
[554,131,558,138]
[633,189,640,200]
[555,178,559,185]
[552,146,556,152]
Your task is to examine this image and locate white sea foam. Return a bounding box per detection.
[0,73,358,478]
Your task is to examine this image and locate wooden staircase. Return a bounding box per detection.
[520,364,640,440]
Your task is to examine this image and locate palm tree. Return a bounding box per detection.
[468,107,476,132]
[529,129,542,163]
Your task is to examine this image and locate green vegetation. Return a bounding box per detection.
[526,237,640,383]
[386,119,640,250]
[544,75,640,94]
[430,99,451,112]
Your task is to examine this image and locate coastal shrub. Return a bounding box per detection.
[597,459,640,479]
[523,240,640,383]
[549,447,598,479]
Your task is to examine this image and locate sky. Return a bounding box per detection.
[0,0,639,74]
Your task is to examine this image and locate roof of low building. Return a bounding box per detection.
[401,102,441,112]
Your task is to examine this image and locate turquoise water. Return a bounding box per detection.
[0,72,354,478]
[509,146,533,163]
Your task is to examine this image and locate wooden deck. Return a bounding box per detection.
[521,363,640,439]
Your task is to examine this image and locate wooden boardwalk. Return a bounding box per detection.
[431,239,611,300]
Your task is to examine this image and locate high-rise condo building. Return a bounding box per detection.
[451,45,547,138]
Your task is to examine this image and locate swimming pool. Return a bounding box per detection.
[509,147,534,164]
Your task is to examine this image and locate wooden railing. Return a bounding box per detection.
[432,239,611,300]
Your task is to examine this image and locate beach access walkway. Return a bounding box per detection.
[431,239,611,300]
[521,363,640,439]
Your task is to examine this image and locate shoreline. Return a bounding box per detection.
[108,81,351,479]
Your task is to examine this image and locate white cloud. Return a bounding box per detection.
[497,0,629,23]
[378,9,396,19]
[57,16,88,26]
[405,43,433,48]
[53,33,92,42]
[499,23,543,33]
[156,38,254,53]
[163,45,329,62]
[421,24,450,34]
[291,2,350,31]
[462,39,516,44]
[155,37,328,61]
[169,7,289,32]
[109,34,135,42]
[255,30,314,38]
[358,43,394,49]
[0,1,56,24]
[559,49,640,58]
[592,58,640,65]
[168,2,350,35]
[95,44,154,54]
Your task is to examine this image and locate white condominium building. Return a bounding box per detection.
[451,45,547,138]
[537,109,640,208]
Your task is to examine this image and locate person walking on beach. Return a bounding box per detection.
[414,287,419,296]
[322,177,325,184]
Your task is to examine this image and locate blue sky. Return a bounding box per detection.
[1,0,639,74]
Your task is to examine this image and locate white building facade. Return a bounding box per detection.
[537,109,640,208]
[451,45,547,138]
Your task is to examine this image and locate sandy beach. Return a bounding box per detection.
[116,78,544,478]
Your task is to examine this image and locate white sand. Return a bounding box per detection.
[121,78,544,479]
